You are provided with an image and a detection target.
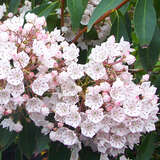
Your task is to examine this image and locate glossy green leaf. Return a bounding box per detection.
[136,133,156,160]
[139,26,160,71]
[0,127,16,151]
[111,11,129,41]
[48,142,71,160]
[67,0,89,31]
[18,120,37,159]
[87,0,123,31]
[31,1,59,18]
[119,1,129,15]
[134,0,157,46]
[8,0,21,14]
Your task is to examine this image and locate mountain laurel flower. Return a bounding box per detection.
[0,10,158,160]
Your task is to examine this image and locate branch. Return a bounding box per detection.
[61,0,65,27]
[72,0,130,43]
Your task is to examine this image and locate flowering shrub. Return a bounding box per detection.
[0,0,160,160]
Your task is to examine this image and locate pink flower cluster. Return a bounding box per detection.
[0,13,159,159]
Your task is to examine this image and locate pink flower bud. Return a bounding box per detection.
[25,47,31,53]
[142,74,150,81]
[8,12,13,18]
[31,56,36,63]
[22,94,29,101]
[58,122,64,128]
[29,72,34,78]
[105,105,113,112]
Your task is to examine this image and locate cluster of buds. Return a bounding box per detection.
[0,10,159,160]
[57,0,111,50]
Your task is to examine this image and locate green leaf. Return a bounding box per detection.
[84,27,98,40]
[8,0,21,14]
[67,0,89,31]
[48,142,71,160]
[153,75,160,94]
[139,26,160,71]
[133,0,157,46]
[35,133,49,153]
[18,120,37,159]
[87,0,123,31]
[46,15,60,32]
[136,133,156,160]
[119,1,129,15]
[111,11,129,41]
[0,127,16,151]
[79,146,100,160]
[154,0,160,17]
[15,147,23,160]
[31,1,59,18]
[31,0,36,9]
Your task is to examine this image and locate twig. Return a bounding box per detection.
[72,0,130,43]
[61,0,65,27]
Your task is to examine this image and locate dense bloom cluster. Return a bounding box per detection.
[0,10,159,160]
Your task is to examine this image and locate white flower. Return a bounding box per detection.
[145,122,156,132]
[50,128,78,146]
[86,108,104,123]
[32,77,49,96]
[127,118,144,133]
[81,120,99,138]
[7,68,24,86]
[0,59,11,79]
[63,43,79,61]
[25,12,37,23]
[50,28,64,42]
[63,129,78,145]
[55,102,70,116]
[1,118,15,131]
[0,31,9,42]
[26,97,44,113]
[85,93,103,110]
[110,107,126,123]
[110,135,126,149]
[123,101,141,117]
[111,124,130,136]
[61,80,82,96]
[64,111,81,128]
[85,61,106,80]
[6,83,24,97]
[89,45,108,63]
[0,3,6,19]
[15,51,30,68]
[32,40,47,57]
[67,62,84,79]
[0,42,17,61]
[0,89,10,105]
[125,54,136,65]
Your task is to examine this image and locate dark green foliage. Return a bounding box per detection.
[48,142,71,160]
